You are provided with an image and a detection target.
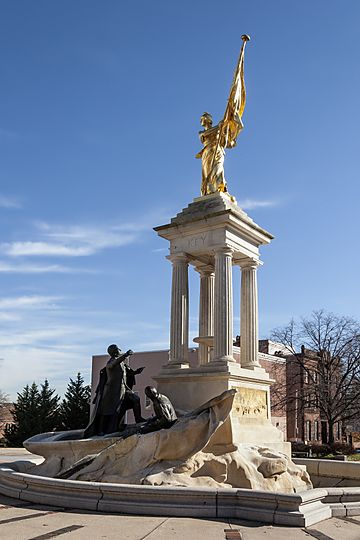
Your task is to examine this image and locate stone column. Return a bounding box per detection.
[213,247,234,363]
[240,261,261,369]
[168,254,189,367]
[198,268,215,365]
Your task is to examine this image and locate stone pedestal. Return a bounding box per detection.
[154,362,290,457]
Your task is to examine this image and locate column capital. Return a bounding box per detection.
[239,258,262,270]
[167,253,189,264]
[195,266,215,277]
[213,246,234,257]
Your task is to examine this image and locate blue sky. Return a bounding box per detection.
[0,1,359,398]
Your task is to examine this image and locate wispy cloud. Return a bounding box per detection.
[0,309,170,397]
[0,194,22,209]
[0,318,147,397]
[1,220,150,258]
[0,295,61,310]
[0,345,92,398]
[0,313,21,322]
[3,242,96,257]
[152,247,167,253]
[0,261,92,273]
[238,198,279,210]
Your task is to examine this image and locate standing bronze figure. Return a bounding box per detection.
[84,344,145,437]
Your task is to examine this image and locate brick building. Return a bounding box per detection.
[271,345,342,445]
[0,403,14,443]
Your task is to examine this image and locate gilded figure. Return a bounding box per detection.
[196,35,250,197]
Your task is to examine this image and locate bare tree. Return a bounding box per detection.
[272,310,360,447]
[0,389,11,440]
[0,389,9,407]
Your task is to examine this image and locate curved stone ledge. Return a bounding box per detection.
[0,464,331,527]
[294,458,360,488]
[324,487,360,517]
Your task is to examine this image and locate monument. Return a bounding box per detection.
[17,36,312,494]
[153,35,287,456]
[5,34,350,527]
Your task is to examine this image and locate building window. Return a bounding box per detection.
[305,420,312,442]
[304,370,309,384]
[314,421,319,441]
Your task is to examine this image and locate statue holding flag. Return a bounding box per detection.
[196,35,250,196]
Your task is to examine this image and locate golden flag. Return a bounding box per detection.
[222,35,249,149]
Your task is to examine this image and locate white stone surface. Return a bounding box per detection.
[197,269,214,365]
[168,254,189,367]
[18,391,310,494]
[0,465,333,526]
[240,261,261,368]
[23,430,120,477]
[295,458,360,489]
[214,247,234,363]
[154,191,273,374]
[155,362,285,453]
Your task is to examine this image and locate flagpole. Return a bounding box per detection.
[207,35,250,190]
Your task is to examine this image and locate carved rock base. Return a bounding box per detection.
[22,391,311,494]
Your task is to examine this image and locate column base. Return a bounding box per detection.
[162,361,190,371]
[211,355,236,366]
[241,363,265,373]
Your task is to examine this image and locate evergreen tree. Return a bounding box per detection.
[38,379,60,433]
[59,373,90,430]
[4,383,41,447]
[4,380,60,447]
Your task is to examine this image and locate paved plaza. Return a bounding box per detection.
[1,491,360,540]
[0,450,360,540]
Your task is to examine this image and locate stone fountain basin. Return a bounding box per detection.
[0,464,330,527]
[2,457,360,527]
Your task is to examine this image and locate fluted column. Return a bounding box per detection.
[198,269,215,365]
[213,247,234,363]
[169,254,189,367]
[240,261,260,369]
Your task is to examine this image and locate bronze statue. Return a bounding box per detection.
[140,386,177,434]
[84,344,145,437]
[196,35,250,196]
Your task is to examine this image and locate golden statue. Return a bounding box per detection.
[196,35,250,196]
